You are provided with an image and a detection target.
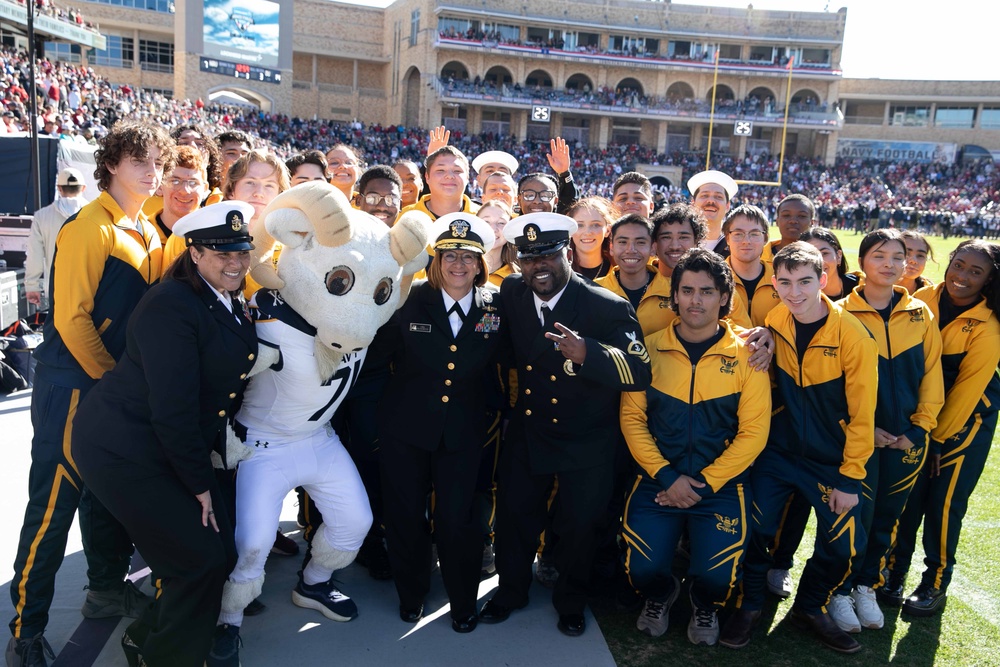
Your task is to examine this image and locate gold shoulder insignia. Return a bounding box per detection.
[625,331,650,363]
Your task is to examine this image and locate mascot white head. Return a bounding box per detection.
[248,181,430,377]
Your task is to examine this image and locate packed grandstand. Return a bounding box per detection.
[1,46,998,235]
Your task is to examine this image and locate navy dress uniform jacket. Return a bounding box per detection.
[73,277,258,494]
[378,280,506,451]
[499,272,652,474]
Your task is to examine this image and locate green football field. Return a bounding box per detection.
[595,233,1000,666]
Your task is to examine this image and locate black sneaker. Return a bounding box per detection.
[5,634,55,667]
[291,574,358,622]
[206,624,241,667]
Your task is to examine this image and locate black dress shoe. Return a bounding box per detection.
[452,614,478,633]
[719,608,762,649]
[877,569,906,607]
[557,613,586,637]
[788,606,861,654]
[479,599,522,624]
[399,604,424,623]
[902,583,947,617]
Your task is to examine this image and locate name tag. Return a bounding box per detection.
[409,323,432,333]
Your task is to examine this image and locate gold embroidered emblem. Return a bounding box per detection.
[229,211,243,231]
[715,514,739,534]
[817,483,833,505]
[901,446,924,465]
[525,224,539,242]
[450,219,470,238]
[720,358,738,375]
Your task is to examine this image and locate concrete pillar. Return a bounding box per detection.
[691,124,704,151]
[551,111,563,139]
[311,54,317,86]
[516,109,528,142]
[823,131,838,165]
[882,101,891,126]
[597,116,610,149]
[352,60,358,91]
[656,120,668,154]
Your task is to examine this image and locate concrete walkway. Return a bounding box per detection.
[0,388,616,666]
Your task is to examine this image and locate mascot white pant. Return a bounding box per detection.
[219,426,372,626]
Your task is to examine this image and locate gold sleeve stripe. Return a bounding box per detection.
[601,343,634,385]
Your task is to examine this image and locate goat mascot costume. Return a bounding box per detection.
[216,181,431,631]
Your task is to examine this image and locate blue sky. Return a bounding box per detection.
[332,0,998,81]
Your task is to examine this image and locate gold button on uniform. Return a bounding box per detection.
[218,410,226,417]
[552,419,558,424]
[550,375,557,381]
[229,392,237,399]
[445,379,452,386]
[248,353,255,360]
[450,345,457,352]
[525,409,532,416]
[526,365,532,371]
[240,373,247,379]
[551,398,558,404]
[525,389,531,395]
[448,362,455,370]
[442,396,450,403]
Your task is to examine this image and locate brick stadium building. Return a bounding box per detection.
[4,0,999,163]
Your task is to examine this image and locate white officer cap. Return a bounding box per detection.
[471,151,519,177]
[503,212,577,259]
[687,170,738,201]
[172,201,256,251]
[433,212,495,254]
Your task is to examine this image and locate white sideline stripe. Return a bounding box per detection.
[948,569,1000,629]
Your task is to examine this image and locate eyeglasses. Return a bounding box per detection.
[362,193,401,207]
[165,178,203,190]
[729,231,766,242]
[520,190,556,202]
[440,251,478,265]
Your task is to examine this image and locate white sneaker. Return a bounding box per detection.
[828,594,861,633]
[852,586,885,629]
[766,568,793,598]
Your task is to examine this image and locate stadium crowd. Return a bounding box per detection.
[3,43,1000,667]
[2,47,997,234]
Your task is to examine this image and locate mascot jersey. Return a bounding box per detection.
[237,289,366,443]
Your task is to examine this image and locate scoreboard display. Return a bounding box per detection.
[200,57,282,84]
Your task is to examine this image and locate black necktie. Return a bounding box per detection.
[232,296,244,325]
[540,304,553,329]
[448,302,466,322]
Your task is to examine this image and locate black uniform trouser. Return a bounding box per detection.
[381,437,484,619]
[76,450,237,667]
[493,438,612,615]
[473,411,502,542]
[9,373,133,639]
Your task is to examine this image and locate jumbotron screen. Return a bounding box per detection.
[203,0,280,69]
